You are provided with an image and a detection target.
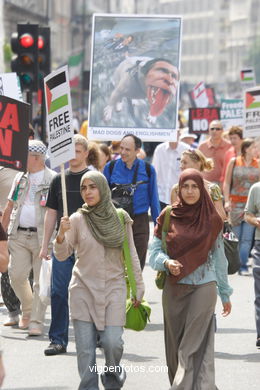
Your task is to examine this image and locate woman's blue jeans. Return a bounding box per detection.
[73,320,126,390]
[232,221,255,272]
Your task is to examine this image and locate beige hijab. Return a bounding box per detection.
[79,171,131,247]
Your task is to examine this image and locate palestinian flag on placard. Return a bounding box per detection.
[68,53,83,88]
[45,71,68,115]
[241,69,254,82]
[192,81,206,99]
[245,89,260,109]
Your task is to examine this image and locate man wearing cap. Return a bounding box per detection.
[179,127,198,148]
[1,140,56,336]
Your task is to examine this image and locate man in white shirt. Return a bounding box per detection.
[2,140,56,336]
[152,135,189,209]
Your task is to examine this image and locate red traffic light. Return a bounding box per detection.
[38,36,44,50]
[19,33,34,48]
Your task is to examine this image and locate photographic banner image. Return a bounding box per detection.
[88,14,182,142]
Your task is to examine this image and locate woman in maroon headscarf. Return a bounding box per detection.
[149,169,232,389]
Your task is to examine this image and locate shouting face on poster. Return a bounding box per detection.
[143,59,179,120]
[103,57,179,125]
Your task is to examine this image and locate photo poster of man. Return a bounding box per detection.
[88,14,182,142]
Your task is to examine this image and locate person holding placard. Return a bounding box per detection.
[40,134,90,356]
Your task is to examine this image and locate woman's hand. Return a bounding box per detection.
[132,298,141,308]
[222,301,232,317]
[224,200,231,213]
[165,259,183,276]
[56,216,70,243]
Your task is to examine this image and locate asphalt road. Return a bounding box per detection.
[1,250,260,389]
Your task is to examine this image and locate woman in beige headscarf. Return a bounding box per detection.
[54,171,144,390]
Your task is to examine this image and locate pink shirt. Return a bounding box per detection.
[199,138,231,183]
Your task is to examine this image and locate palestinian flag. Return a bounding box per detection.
[241,69,254,82]
[68,53,83,88]
[192,81,206,99]
[245,89,260,109]
[45,71,68,115]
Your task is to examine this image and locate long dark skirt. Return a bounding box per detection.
[162,280,217,390]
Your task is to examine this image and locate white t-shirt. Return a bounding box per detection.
[152,142,189,204]
[19,170,45,227]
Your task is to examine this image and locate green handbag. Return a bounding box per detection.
[155,205,172,290]
[117,209,151,331]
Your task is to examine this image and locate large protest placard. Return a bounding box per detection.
[240,68,256,90]
[0,95,30,171]
[0,72,23,101]
[244,86,260,138]
[189,107,220,135]
[220,99,243,130]
[88,14,182,142]
[44,66,75,169]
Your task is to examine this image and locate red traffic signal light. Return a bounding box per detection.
[38,27,51,88]
[11,23,39,92]
[20,33,34,48]
[38,35,44,50]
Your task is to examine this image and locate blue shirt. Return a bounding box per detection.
[104,158,160,223]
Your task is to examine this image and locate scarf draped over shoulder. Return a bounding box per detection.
[78,171,131,248]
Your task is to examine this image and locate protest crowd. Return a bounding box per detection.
[0,114,260,389]
[0,11,260,390]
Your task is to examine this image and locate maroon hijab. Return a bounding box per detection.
[154,169,223,283]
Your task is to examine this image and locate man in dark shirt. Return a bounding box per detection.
[40,134,89,356]
[104,134,160,270]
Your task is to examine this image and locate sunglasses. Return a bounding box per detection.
[210,127,222,131]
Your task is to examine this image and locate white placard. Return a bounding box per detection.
[88,14,182,142]
[44,66,75,169]
[243,86,260,138]
[0,72,23,101]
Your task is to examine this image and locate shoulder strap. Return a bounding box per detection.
[109,159,116,176]
[162,205,172,253]
[117,209,137,298]
[145,162,151,178]
[230,157,236,190]
[132,160,139,184]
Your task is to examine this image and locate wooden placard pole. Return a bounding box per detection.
[60,163,68,217]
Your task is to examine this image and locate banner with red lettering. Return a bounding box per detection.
[0,95,30,171]
[188,107,220,135]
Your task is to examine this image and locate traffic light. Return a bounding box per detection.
[11,23,39,92]
[38,27,51,88]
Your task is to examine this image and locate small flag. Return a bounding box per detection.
[68,53,83,88]
[45,71,68,114]
[241,69,254,82]
[245,90,260,109]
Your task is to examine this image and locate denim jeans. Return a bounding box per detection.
[73,320,126,390]
[49,253,74,347]
[232,221,255,271]
[252,240,260,339]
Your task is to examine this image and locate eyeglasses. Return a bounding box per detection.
[210,127,222,131]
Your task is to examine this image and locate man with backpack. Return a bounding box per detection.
[104,134,160,270]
